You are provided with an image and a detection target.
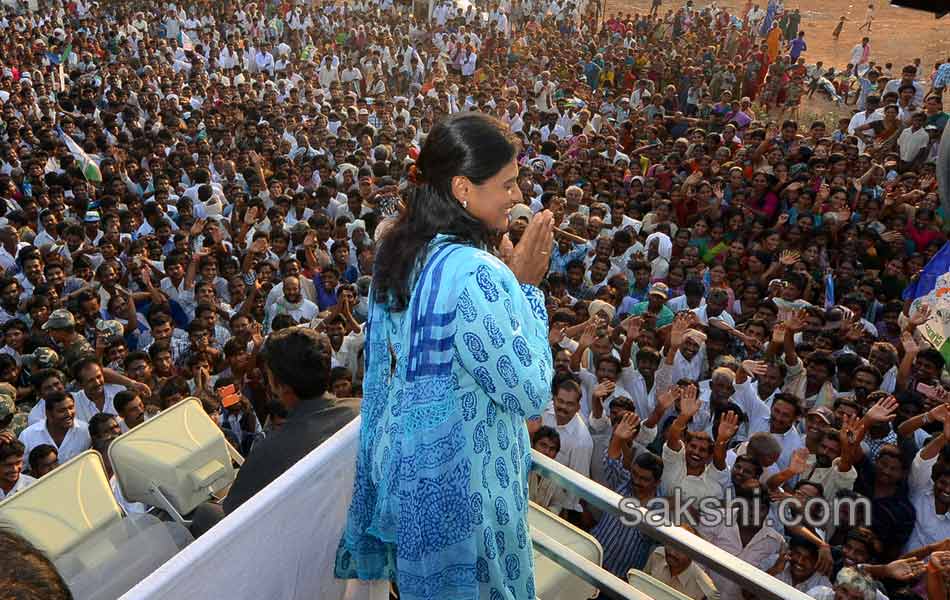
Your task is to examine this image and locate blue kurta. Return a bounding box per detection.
[335,236,554,600]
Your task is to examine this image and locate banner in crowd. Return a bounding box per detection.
[908,243,950,363]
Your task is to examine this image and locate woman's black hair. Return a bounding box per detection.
[373,113,520,312]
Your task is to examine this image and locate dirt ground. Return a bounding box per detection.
[604,0,950,118]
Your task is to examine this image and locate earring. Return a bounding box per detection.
[462,200,468,209]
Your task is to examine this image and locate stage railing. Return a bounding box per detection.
[118,413,813,600]
[530,450,814,600]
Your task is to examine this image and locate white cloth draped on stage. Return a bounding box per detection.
[121,417,387,600]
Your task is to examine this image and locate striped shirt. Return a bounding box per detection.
[591,451,658,578]
[549,242,588,275]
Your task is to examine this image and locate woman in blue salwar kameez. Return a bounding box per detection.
[335,113,555,600]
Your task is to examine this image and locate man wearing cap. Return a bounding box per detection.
[0,383,26,437]
[82,211,102,241]
[924,124,944,164]
[21,348,62,396]
[602,136,630,165]
[94,319,126,353]
[803,406,835,455]
[622,282,675,329]
[768,400,870,504]
[42,309,95,373]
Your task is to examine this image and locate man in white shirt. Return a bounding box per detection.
[897,111,930,167]
[618,345,663,427]
[630,79,653,109]
[0,226,23,272]
[264,259,317,307]
[88,413,148,514]
[115,390,148,432]
[0,436,36,500]
[534,72,557,113]
[540,378,594,513]
[768,393,806,470]
[690,368,763,442]
[460,48,477,78]
[19,392,91,465]
[774,537,832,593]
[882,65,926,106]
[667,280,706,313]
[325,313,365,379]
[502,100,524,133]
[695,490,784,600]
[661,384,725,502]
[254,48,275,75]
[317,55,340,89]
[572,350,631,420]
[848,94,883,152]
[747,4,766,27]
[643,538,719,600]
[341,60,364,93]
[805,569,883,600]
[692,288,735,328]
[601,136,630,165]
[27,375,124,426]
[733,356,805,424]
[29,359,124,426]
[264,275,318,332]
[849,38,871,75]
[0,277,22,324]
[903,429,950,554]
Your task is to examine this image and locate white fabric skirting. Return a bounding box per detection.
[121,417,388,600]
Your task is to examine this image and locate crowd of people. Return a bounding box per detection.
[0,0,948,597]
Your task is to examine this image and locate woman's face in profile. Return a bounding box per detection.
[461,158,523,232]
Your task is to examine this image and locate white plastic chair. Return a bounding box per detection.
[528,501,603,600]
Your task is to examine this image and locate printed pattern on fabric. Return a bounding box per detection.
[335,237,553,600]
